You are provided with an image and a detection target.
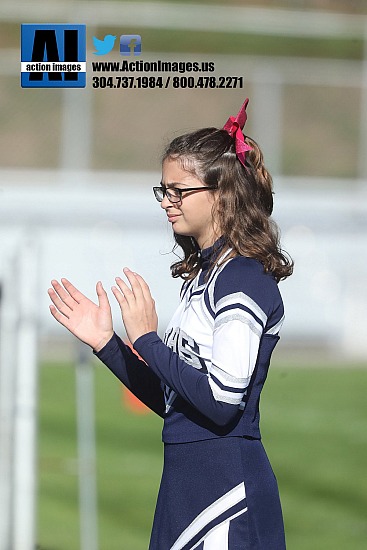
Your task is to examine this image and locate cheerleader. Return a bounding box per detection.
[49,98,293,549]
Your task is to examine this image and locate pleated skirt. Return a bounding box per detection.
[149,437,286,550]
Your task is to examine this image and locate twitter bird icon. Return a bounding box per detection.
[93,35,116,55]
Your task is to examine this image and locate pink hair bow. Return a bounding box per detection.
[223,98,252,167]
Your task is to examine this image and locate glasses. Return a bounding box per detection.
[153,184,217,204]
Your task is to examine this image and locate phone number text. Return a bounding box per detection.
[92,76,243,89]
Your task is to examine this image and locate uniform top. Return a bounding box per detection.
[95,237,285,444]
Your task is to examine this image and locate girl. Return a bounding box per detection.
[48,98,293,549]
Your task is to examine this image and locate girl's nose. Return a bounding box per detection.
[160,194,171,209]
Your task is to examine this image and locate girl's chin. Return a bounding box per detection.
[173,228,196,239]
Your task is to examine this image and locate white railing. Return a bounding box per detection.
[0,170,366,358]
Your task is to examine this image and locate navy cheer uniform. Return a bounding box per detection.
[95,238,286,549]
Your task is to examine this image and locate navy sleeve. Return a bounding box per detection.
[133,257,284,428]
[94,332,165,418]
[133,332,239,427]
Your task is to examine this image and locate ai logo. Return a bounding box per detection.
[21,24,86,88]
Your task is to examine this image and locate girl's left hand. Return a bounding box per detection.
[112,268,158,345]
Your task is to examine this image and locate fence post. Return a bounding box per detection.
[12,236,39,550]
[358,22,367,181]
[252,67,283,178]
[0,250,19,550]
[76,343,99,550]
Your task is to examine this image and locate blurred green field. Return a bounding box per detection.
[37,361,367,550]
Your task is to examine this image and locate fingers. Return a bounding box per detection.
[48,286,71,319]
[111,284,126,309]
[114,268,144,306]
[60,278,86,304]
[49,303,70,327]
[112,268,152,314]
[123,268,144,300]
[132,272,154,303]
[48,278,91,325]
[96,281,111,311]
[49,279,77,311]
[49,272,150,328]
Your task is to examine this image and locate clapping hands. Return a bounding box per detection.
[48,269,158,351]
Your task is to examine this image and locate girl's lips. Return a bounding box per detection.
[167,215,181,223]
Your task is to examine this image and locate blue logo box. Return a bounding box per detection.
[21,24,86,88]
[120,35,142,56]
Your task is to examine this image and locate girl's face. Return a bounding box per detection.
[161,158,220,249]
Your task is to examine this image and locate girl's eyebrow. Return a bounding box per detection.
[161,181,191,188]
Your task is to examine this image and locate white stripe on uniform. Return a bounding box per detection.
[170,482,247,550]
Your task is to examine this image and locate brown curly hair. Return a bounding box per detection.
[162,127,293,283]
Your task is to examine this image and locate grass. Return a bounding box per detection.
[261,366,367,550]
[37,360,367,549]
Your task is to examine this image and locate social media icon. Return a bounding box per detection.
[120,35,141,56]
[93,34,116,55]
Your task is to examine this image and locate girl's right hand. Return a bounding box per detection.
[48,279,114,352]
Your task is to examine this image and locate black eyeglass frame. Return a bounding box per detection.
[153,183,217,203]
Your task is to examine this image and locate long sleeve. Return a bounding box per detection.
[133,331,242,426]
[133,256,283,429]
[94,332,165,418]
